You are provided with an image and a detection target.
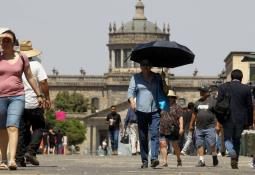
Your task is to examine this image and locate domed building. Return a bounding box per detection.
[108,0,169,73]
[48,0,220,155]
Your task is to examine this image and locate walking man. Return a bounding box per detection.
[217,69,253,169]
[124,107,140,155]
[106,105,122,155]
[190,86,220,167]
[16,40,51,167]
[181,102,195,155]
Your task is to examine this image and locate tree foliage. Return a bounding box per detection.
[54,91,88,112]
[55,119,86,145]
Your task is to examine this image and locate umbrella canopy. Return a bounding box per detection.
[242,55,255,62]
[130,40,195,68]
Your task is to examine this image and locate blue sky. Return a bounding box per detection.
[1,0,255,76]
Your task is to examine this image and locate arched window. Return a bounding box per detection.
[91,97,100,111]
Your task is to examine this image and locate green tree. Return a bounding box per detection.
[55,119,86,145]
[54,91,88,112]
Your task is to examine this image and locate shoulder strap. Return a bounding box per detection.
[18,52,25,72]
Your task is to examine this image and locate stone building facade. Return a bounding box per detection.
[47,0,230,154]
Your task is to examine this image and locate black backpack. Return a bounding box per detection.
[212,82,231,124]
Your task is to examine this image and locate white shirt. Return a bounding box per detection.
[22,60,48,109]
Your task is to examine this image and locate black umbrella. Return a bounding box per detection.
[130,40,195,68]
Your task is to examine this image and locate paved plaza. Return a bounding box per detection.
[0,154,254,175]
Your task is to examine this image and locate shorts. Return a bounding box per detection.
[160,133,179,141]
[195,128,216,148]
[0,95,25,128]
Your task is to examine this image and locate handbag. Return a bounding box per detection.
[120,132,129,144]
[212,82,231,124]
[157,76,169,111]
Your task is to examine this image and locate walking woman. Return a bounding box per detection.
[0,29,43,170]
[159,90,184,167]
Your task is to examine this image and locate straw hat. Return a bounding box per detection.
[167,90,177,97]
[20,40,41,58]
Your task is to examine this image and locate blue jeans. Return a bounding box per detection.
[136,111,160,164]
[223,122,243,157]
[0,95,25,128]
[109,129,119,151]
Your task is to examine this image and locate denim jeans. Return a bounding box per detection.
[16,108,45,161]
[0,95,25,128]
[223,122,243,157]
[136,110,160,164]
[109,129,119,151]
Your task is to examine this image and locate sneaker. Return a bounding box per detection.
[212,156,218,166]
[150,159,159,168]
[177,159,182,167]
[25,153,39,166]
[196,160,206,167]
[141,163,148,168]
[180,151,187,156]
[249,159,255,168]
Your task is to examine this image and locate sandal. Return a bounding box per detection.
[0,161,8,170]
[8,161,17,171]
[160,163,168,167]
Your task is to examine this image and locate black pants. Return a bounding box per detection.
[16,108,45,161]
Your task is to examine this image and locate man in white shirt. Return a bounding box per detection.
[16,41,51,167]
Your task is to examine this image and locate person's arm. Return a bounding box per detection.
[106,114,110,124]
[124,109,130,129]
[246,88,254,127]
[23,65,43,107]
[128,76,136,112]
[215,121,221,134]
[189,112,197,131]
[179,116,184,135]
[39,79,51,109]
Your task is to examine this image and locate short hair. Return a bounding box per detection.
[187,102,194,110]
[231,69,243,81]
[110,105,116,109]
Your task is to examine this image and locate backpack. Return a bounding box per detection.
[212,82,231,124]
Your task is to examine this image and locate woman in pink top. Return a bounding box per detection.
[0,29,43,170]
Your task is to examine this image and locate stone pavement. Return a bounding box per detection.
[0,154,254,175]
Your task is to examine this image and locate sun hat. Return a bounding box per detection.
[20,40,41,58]
[167,90,177,97]
[0,27,10,34]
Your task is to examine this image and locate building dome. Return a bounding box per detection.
[117,20,162,33]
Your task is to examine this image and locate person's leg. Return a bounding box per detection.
[205,128,218,166]
[6,96,25,169]
[113,129,119,154]
[181,131,193,155]
[159,136,168,166]
[232,124,243,158]
[26,108,45,158]
[172,140,182,166]
[149,112,160,167]
[136,111,149,167]
[0,129,8,161]
[15,112,27,166]
[129,124,136,154]
[108,130,114,153]
[195,129,206,166]
[0,97,9,163]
